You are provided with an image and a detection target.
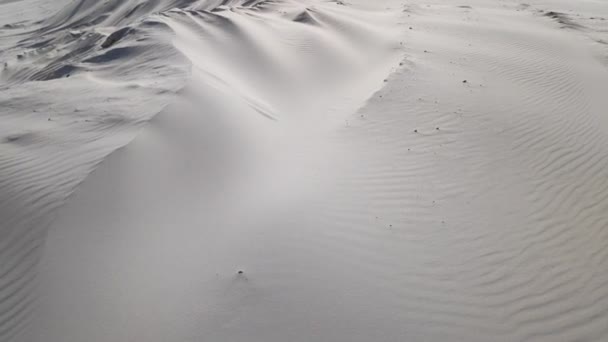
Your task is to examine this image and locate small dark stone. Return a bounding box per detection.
[436,127,440,130]
[462,80,467,83]
[237,270,244,275]
[414,129,418,133]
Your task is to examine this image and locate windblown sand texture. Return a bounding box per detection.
[2,0,608,341]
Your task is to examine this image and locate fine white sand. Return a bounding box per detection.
[2,0,608,341]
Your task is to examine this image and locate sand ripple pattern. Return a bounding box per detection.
[318,4,608,341]
[0,0,208,339]
[3,1,608,341]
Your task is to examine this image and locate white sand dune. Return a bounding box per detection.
[2,0,608,341]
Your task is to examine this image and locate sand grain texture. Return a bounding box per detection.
[2,0,608,341]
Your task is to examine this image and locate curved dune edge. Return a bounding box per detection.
[1,0,405,341]
[0,1,189,340]
[3,0,608,341]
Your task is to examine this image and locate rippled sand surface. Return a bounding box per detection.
[2,0,608,341]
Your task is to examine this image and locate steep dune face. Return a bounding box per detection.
[3,0,608,341]
[33,1,406,339]
[0,0,192,86]
[31,1,608,342]
[163,0,402,123]
[1,1,403,341]
[40,0,197,31]
[0,1,187,341]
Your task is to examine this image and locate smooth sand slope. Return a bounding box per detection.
[2,0,608,341]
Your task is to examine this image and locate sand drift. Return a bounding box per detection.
[2,0,608,341]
